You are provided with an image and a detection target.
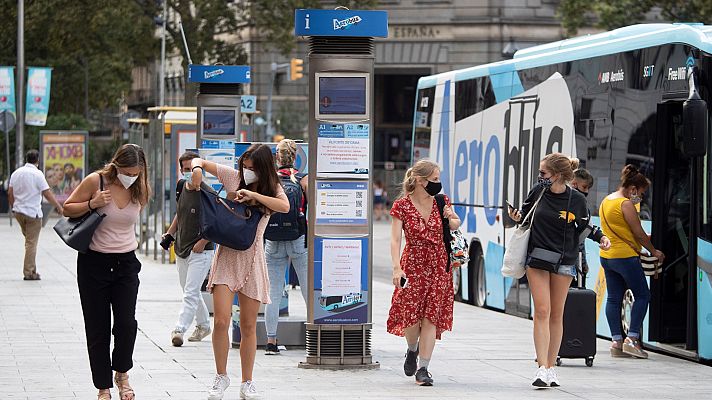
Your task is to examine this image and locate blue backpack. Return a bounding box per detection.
[264,172,306,241]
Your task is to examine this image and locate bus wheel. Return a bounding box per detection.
[621,289,635,337]
[470,245,486,307]
[453,266,463,302]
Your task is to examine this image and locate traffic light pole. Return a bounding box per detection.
[266,61,289,141]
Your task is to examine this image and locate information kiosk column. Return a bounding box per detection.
[294,8,388,369]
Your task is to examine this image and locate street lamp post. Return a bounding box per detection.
[16,0,24,169]
[159,0,167,106]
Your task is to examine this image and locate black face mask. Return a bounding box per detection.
[537,175,553,190]
[575,188,589,197]
[425,180,442,196]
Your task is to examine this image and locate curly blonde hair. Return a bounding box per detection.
[400,159,440,197]
[276,139,298,183]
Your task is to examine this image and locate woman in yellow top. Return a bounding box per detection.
[599,165,665,359]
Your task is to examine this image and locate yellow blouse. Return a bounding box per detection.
[599,197,641,259]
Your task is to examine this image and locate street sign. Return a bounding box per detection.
[240,95,257,113]
[188,65,251,84]
[295,9,388,37]
[0,110,16,133]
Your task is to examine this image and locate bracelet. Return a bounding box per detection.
[88,199,94,211]
[191,165,203,171]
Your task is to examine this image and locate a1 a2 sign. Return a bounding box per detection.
[240,95,256,114]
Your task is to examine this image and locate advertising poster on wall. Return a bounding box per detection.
[312,237,369,324]
[25,67,52,126]
[315,181,368,225]
[40,131,87,203]
[316,123,369,178]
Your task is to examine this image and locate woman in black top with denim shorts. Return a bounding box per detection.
[509,153,610,388]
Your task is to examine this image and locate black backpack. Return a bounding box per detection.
[264,172,306,241]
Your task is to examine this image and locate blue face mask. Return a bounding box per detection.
[182,171,192,181]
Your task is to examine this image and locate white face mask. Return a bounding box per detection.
[117,173,138,189]
[182,171,192,181]
[242,168,258,185]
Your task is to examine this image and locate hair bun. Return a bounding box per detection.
[622,164,639,177]
[569,157,580,171]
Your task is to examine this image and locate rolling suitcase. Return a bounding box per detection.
[557,269,596,367]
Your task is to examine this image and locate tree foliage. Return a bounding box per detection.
[559,0,712,36]
[136,0,249,69]
[0,0,157,115]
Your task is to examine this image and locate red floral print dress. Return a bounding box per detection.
[387,195,454,339]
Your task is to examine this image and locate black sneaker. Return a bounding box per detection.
[265,342,280,355]
[403,349,418,376]
[415,367,433,386]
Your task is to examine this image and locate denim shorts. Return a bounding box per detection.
[526,256,577,277]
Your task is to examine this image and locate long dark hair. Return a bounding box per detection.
[98,143,151,205]
[238,144,279,199]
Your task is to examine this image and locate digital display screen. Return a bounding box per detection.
[202,109,236,136]
[318,77,367,115]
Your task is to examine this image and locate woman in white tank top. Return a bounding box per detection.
[63,144,151,400]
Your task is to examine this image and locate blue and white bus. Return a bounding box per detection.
[412,23,712,362]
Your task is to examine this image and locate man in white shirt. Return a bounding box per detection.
[9,150,63,280]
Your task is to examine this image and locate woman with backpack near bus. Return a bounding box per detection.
[508,154,610,388]
[263,139,309,355]
[388,159,460,387]
[190,144,289,400]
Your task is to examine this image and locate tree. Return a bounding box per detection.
[136,0,249,70]
[558,0,712,36]
[0,0,157,116]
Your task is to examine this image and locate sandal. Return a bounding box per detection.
[114,372,135,400]
[98,389,111,400]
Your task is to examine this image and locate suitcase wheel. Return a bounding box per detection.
[556,357,562,367]
[585,357,594,367]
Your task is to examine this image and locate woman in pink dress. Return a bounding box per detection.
[388,159,460,387]
[191,144,289,400]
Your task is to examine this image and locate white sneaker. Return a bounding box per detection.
[532,366,550,388]
[207,374,230,400]
[240,380,261,399]
[547,368,560,387]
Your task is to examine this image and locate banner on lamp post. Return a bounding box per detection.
[25,67,52,126]
[0,67,15,117]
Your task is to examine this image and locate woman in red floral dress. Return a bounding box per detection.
[388,159,460,387]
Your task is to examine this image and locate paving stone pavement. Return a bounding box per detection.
[1,218,711,399]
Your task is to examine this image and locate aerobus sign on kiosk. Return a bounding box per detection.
[295,8,388,368]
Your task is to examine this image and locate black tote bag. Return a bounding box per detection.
[53,175,106,253]
[199,187,263,251]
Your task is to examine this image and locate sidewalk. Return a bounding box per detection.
[1,218,711,399]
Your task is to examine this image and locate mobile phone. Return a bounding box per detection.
[505,200,516,211]
[399,276,408,289]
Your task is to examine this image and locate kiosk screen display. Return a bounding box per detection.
[318,77,366,115]
[202,109,236,136]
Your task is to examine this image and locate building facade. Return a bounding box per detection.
[130,0,590,185]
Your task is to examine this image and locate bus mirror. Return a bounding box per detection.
[682,67,708,157]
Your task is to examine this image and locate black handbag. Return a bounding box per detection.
[199,186,263,251]
[53,175,106,253]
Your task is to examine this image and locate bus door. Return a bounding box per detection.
[649,101,696,351]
